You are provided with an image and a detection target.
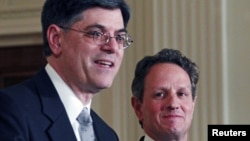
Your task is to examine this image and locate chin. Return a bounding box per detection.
[98,82,112,89]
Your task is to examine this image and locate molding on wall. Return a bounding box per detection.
[0,33,42,47]
[0,0,44,47]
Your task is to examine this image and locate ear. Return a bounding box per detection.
[47,24,63,56]
[131,96,143,121]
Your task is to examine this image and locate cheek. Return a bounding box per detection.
[182,102,195,118]
[141,101,161,119]
[113,51,124,70]
[117,51,124,63]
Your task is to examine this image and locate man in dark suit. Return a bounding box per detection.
[131,48,199,141]
[0,0,133,141]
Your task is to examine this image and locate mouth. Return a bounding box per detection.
[165,115,182,118]
[162,114,183,119]
[95,60,114,68]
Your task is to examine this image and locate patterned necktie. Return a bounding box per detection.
[77,108,95,141]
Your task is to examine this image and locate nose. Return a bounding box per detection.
[166,93,179,110]
[105,36,117,44]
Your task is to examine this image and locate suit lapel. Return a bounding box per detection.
[139,136,145,141]
[91,111,108,141]
[91,110,118,141]
[33,69,77,141]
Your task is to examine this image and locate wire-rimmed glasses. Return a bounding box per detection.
[59,25,133,49]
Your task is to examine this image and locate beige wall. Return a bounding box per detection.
[226,0,250,124]
[1,0,250,141]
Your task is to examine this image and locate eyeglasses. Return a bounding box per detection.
[59,25,133,49]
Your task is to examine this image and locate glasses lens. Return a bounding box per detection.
[123,35,133,48]
[92,32,105,44]
[93,32,133,49]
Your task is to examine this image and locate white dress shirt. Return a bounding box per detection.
[144,134,154,141]
[45,64,91,141]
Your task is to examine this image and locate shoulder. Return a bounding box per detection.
[0,68,53,112]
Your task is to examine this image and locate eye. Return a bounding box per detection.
[85,31,103,38]
[178,92,186,97]
[154,92,165,100]
[177,91,190,98]
[115,34,126,43]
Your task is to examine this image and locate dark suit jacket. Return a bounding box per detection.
[0,68,119,141]
[139,136,145,141]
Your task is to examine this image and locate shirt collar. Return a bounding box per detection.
[45,64,91,124]
[144,134,155,141]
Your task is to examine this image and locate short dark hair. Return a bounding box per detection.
[131,48,199,102]
[41,0,131,56]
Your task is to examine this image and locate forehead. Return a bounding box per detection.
[78,7,124,30]
[145,63,191,85]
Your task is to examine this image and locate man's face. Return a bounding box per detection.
[55,8,125,93]
[132,63,196,140]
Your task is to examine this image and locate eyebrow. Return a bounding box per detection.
[178,86,192,92]
[84,23,127,33]
[155,85,191,92]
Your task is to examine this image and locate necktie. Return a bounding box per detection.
[77,108,95,141]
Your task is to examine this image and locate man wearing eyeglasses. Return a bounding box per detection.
[0,0,133,141]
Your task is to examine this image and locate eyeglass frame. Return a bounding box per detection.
[58,25,133,49]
